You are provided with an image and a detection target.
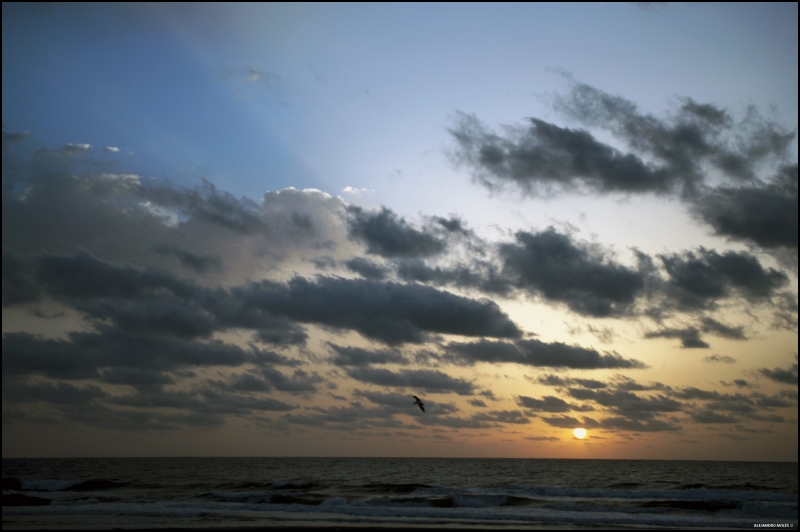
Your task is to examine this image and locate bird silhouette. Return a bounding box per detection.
[412,395,425,412]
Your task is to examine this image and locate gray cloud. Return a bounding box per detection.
[692,164,797,252]
[566,388,682,417]
[699,317,746,340]
[2,328,291,380]
[344,257,390,280]
[541,415,598,429]
[516,395,593,413]
[450,113,675,195]
[328,344,409,367]
[141,180,267,235]
[154,245,223,274]
[760,361,799,385]
[395,258,513,296]
[2,248,41,306]
[346,206,445,258]
[450,78,796,262]
[238,276,522,345]
[499,228,647,316]
[346,367,477,395]
[703,354,737,364]
[644,327,710,349]
[447,338,646,369]
[659,248,788,310]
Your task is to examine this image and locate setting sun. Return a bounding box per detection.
[573,428,587,439]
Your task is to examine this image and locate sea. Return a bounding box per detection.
[2,457,797,529]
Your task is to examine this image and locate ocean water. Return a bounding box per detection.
[2,457,797,529]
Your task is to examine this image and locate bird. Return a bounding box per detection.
[412,395,425,412]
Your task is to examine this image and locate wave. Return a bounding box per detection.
[3,477,124,492]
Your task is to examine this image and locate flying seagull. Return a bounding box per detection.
[412,395,425,412]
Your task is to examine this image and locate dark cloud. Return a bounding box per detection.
[100,368,177,387]
[450,78,796,261]
[692,163,797,251]
[598,416,678,432]
[554,80,793,184]
[690,410,739,424]
[470,409,530,424]
[447,339,646,369]
[346,367,477,395]
[516,395,591,413]
[703,354,737,364]
[534,374,608,388]
[344,257,390,280]
[2,379,108,404]
[11,250,521,347]
[450,113,675,195]
[251,318,309,348]
[2,129,31,145]
[499,228,646,317]
[541,415,597,429]
[659,248,788,310]
[760,361,799,385]
[566,388,682,417]
[644,327,710,348]
[2,328,291,380]
[258,367,322,395]
[239,276,522,345]
[2,248,41,306]
[36,250,198,302]
[771,293,799,332]
[396,258,513,296]
[154,245,223,274]
[141,180,267,235]
[699,317,746,340]
[346,206,445,258]
[327,344,409,367]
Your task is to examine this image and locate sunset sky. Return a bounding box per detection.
[2,2,797,460]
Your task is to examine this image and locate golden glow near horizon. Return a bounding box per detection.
[573,428,587,439]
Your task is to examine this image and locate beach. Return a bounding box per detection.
[3,457,797,529]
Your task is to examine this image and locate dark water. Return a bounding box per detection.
[2,457,797,529]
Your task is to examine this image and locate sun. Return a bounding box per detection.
[573,428,587,439]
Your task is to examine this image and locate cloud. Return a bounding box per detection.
[342,186,374,195]
[2,328,290,381]
[699,317,746,340]
[450,77,796,262]
[499,228,647,316]
[154,245,223,274]
[566,388,682,417]
[703,354,737,364]
[62,143,92,153]
[516,395,592,413]
[142,180,269,235]
[760,361,799,385]
[346,367,477,395]
[541,415,597,429]
[2,248,41,306]
[659,248,789,310]
[644,327,710,348]
[346,206,446,258]
[446,338,646,369]
[103,146,120,152]
[327,344,409,367]
[691,164,798,252]
[344,257,390,280]
[238,276,522,345]
[554,79,793,183]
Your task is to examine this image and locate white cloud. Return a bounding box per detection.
[342,186,375,196]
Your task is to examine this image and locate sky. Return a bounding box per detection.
[2,2,797,460]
